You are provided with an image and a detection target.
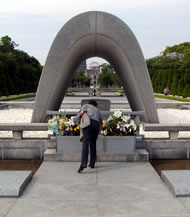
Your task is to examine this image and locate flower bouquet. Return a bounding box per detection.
[48,114,80,136]
[102,110,138,136]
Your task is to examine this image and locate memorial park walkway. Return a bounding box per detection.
[1,161,190,217]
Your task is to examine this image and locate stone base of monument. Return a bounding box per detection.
[44,135,149,162]
[161,170,190,197]
[56,136,136,154]
[44,149,149,162]
[0,171,32,197]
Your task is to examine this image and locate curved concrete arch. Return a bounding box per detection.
[32,11,159,123]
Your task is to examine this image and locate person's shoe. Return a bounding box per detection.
[77,167,83,173]
[88,164,95,169]
[77,165,86,173]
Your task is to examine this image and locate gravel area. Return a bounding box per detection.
[0,108,190,138]
[142,109,190,138]
[0,109,47,138]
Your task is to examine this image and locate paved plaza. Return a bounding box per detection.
[1,162,190,217]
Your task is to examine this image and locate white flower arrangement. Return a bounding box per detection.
[102,110,138,136]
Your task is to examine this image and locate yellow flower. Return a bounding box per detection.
[74,128,77,131]
[70,127,73,131]
[77,126,80,130]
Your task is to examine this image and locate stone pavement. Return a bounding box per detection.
[1,162,190,217]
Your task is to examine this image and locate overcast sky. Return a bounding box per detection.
[1,0,190,67]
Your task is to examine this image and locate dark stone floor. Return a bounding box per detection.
[0,160,43,176]
[151,159,190,176]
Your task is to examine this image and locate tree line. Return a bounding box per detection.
[146,42,190,97]
[1,35,190,97]
[0,36,42,96]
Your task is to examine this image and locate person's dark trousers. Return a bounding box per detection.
[81,119,100,167]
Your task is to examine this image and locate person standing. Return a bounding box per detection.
[78,100,102,173]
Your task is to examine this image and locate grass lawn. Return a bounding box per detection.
[0,93,36,101]
[155,94,190,102]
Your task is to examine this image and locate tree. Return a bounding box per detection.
[182,68,190,97]
[111,73,120,87]
[98,63,120,87]
[98,73,113,87]
[0,61,9,96]
[0,35,42,96]
[0,35,18,54]
[71,70,91,87]
[146,42,190,97]
[100,63,114,74]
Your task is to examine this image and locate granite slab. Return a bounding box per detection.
[0,171,32,197]
[161,170,190,197]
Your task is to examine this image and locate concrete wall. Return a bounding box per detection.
[0,140,47,160]
[137,139,190,160]
[0,137,189,160]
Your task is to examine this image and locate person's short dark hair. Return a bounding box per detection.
[88,100,98,107]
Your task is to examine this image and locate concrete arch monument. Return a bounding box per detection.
[32,11,159,123]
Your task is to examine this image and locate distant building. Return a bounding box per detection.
[76,60,87,73]
[86,62,101,88]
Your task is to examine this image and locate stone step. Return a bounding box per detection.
[44,149,149,162]
[161,170,190,197]
[0,171,32,197]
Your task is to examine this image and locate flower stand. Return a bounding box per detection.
[56,135,136,154]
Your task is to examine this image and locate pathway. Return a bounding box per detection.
[1,162,190,217]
